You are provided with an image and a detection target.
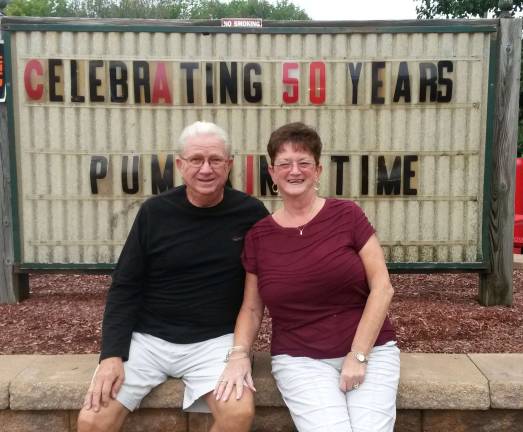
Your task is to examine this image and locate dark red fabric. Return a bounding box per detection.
[242,198,395,358]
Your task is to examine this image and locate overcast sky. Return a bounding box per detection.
[289,0,419,20]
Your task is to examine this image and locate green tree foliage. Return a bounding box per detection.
[189,0,308,20]
[4,0,309,20]
[78,0,188,19]
[5,0,188,18]
[416,0,523,156]
[4,0,70,16]
[415,0,523,19]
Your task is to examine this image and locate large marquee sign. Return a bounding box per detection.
[21,56,455,199]
[1,20,500,269]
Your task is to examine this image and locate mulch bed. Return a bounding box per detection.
[0,271,522,355]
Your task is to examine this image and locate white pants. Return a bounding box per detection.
[115,332,233,412]
[271,341,400,432]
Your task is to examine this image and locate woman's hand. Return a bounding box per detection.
[339,354,367,393]
[214,357,256,401]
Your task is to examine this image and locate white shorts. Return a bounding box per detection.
[115,332,233,413]
[271,341,400,432]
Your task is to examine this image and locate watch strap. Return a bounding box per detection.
[350,351,369,364]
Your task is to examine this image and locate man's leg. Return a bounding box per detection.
[204,388,255,432]
[77,399,129,432]
[175,333,254,432]
[78,333,169,432]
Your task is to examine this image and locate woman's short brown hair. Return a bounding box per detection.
[267,122,322,164]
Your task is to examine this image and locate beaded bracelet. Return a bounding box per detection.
[225,345,252,362]
[225,352,250,362]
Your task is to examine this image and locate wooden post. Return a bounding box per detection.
[479,18,522,305]
[0,104,22,303]
[0,28,28,303]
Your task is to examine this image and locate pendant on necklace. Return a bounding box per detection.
[298,227,304,235]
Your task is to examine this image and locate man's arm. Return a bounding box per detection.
[100,205,148,361]
[84,205,149,411]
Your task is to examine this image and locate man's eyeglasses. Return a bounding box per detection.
[180,156,229,169]
[273,160,315,171]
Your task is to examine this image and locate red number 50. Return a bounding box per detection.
[282,62,325,105]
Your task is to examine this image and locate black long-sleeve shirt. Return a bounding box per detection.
[100,186,269,361]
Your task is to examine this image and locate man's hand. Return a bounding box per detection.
[83,357,125,412]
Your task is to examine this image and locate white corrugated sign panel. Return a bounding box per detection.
[9,29,491,264]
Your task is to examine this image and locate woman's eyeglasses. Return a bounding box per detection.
[273,160,315,171]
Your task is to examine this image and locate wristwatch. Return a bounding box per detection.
[351,351,368,364]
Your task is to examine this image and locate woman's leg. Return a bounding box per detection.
[271,355,352,432]
[346,342,400,432]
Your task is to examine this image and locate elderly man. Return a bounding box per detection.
[78,121,268,432]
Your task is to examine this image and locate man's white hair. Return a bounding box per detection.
[178,121,231,156]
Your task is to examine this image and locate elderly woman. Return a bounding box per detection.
[215,122,400,432]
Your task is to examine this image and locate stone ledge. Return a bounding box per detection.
[1,353,521,411]
[0,355,35,409]
[2,409,523,432]
[469,354,523,409]
[397,353,490,410]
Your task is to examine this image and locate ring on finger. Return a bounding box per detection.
[352,383,360,389]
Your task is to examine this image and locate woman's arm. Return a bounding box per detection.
[339,233,394,392]
[214,272,265,401]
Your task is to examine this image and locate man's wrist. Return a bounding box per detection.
[99,353,125,362]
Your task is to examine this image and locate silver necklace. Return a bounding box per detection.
[292,198,319,236]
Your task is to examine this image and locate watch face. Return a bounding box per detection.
[356,353,365,362]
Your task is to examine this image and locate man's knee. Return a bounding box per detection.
[77,402,128,432]
[77,408,102,432]
[213,397,255,431]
